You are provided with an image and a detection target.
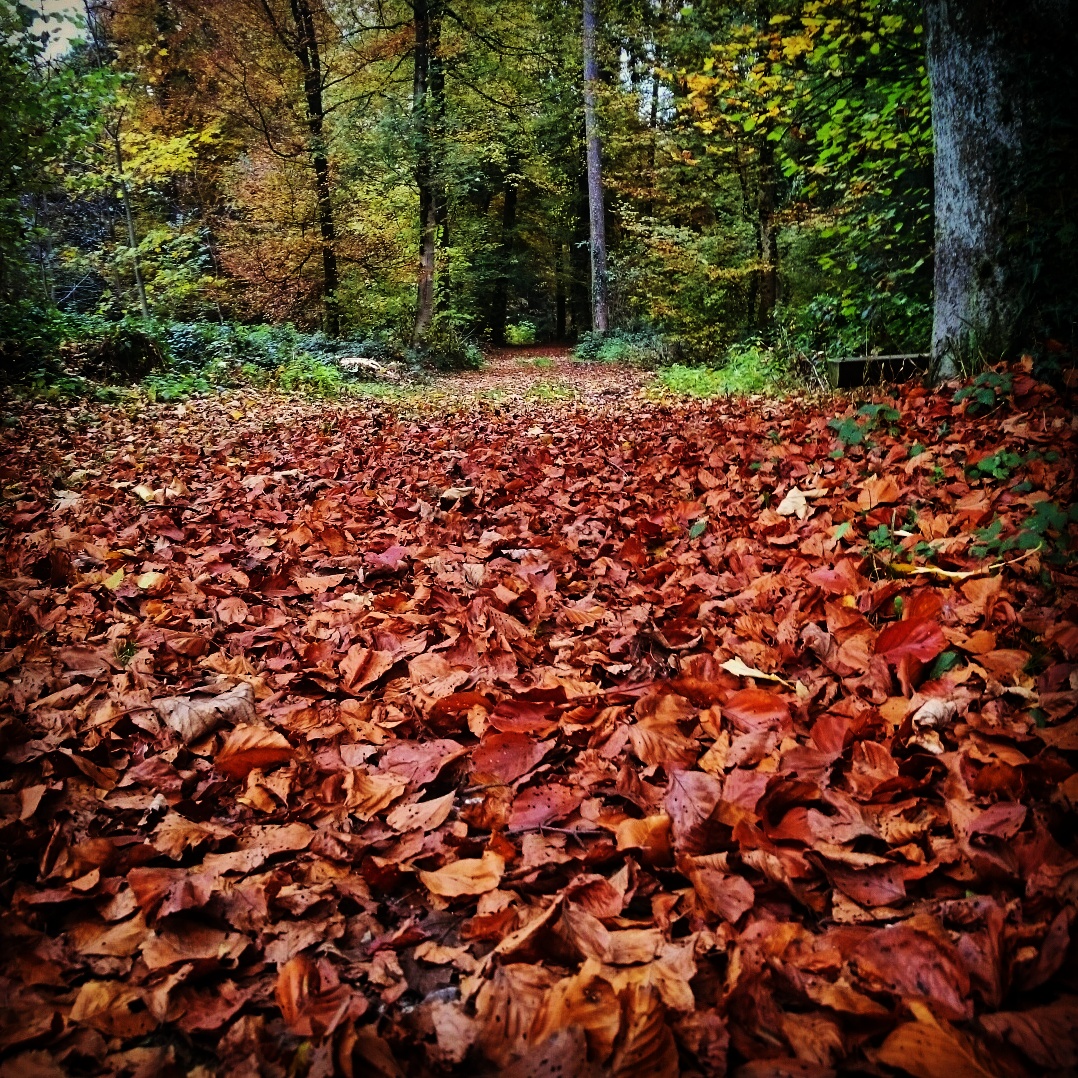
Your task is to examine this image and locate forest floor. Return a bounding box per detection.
[419,346,652,409]
[1,365,1077,1077]
[437,347,646,403]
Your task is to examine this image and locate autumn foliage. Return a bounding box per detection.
[1,367,1077,1075]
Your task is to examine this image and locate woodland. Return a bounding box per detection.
[2,0,1078,1076]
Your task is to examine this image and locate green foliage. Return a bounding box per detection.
[966,450,1023,483]
[574,329,672,367]
[57,314,166,382]
[657,340,791,398]
[971,502,1078,562]
[867,522,904,555]
[276,355,347,398]
[525,379,575,402]
[23,367,119,402]
[828,401,900,447]
[656,365,730,398]
[505,321,537,345]
[143,369,215,402]
[0,3,117,346]
[954,370,1013,414]
[416,318,484,372]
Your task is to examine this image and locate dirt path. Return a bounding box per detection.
[432,345,651,407]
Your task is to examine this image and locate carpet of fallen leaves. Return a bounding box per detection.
[1,363,1078,1078]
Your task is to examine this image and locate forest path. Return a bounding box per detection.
[432,345,651,407]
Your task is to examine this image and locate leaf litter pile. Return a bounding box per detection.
[2,368,1078,1077]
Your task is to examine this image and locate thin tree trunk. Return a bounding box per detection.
[924,0,1078,376]
[413,0,437,344]
[570,171,591,334]
[290,0,339,336]
[644,56,659,219]
[756,136,779,333]
[430,8,449,307]
[112,135,149,321]
[555,241,567,341]
[582,0,609,334]
[490,154,518,345]
[733,147,759,326]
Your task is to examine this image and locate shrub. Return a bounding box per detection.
[58,315,166,382]
[573,328,673,367]
[416,318,484,371]
[276,355,346,397]
[506,321,537,345]
[656,339,793,398]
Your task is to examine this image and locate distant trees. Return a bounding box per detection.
[7,0,1072,371]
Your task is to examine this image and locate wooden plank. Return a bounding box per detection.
[826,353,930,389]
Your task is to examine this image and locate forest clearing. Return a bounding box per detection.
[3,0,1078,1074]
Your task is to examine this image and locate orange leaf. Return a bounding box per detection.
[215,725,292,779]
[877,1019,1007,1078]
[418,850,504,897]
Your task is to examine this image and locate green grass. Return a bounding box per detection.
[655,342,792,398]
[526,379,576,402]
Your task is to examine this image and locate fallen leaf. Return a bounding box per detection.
[216,725,293,779]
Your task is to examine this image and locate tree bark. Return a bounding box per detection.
[756,136,779,333]
[112,134,150,321]
[412,0,441,345]
[490,155,518,345]
[554,242,567,342]
[289,0,339,336]
[925,0,1078,376]
[582,0,609,334]
[430,5,449,307]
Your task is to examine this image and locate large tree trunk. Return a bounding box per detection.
[290,0,339,337]
[582,0,609,334]
[925,0,1078,376]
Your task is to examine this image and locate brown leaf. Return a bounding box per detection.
[215,724,293,779]
[419,850,505,897]
[275,954,354,1038]
[875,617,947,665]
[154,682,257,743]
[340,645,396,692]
[878,1016,1010,1078]
[386,791,455,832]
[609,984,678,1078]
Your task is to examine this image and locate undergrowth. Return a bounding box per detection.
[655,340,793,398]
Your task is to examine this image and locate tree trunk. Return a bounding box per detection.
[756,136,778,333]
[582,0,609,334]
[925,0,1078,376]
[430,5,449,308]
[570,171,592,335]
[412,0,440,345]
[554,242,567,342]
[490,155,518,345]
[290,0,339,336]
[112,135,149,321]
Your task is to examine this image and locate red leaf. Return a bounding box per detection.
[875,617,947,664]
